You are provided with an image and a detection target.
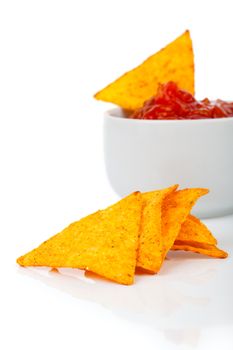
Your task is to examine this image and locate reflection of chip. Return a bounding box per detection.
[177,215,217,245]
[94,31,194,110]
[137,185,178,273]
[172,241,228,259]
[17,192,143,285]
[161,188,209,268]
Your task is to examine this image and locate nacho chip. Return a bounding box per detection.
[137,185,178,273]
[94,31,194,110]
[161,188,209,269]
[177,215,217,245]
[172,241,228,259]
[17,192,143,285]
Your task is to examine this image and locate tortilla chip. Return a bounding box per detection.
[161,188,209,269]
[177,215,217,245]
[94,31,194,110]
[17,192,143,285]
[172,241,228,259]
[137,185,178,273]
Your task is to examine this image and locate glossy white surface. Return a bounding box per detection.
[104,109,233,218]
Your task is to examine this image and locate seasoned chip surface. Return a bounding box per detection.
[94,31,194,110]
[137,185,178,273]
[17,185,228,285]
[172,241,228,259]
[177,215,217,245]
[17,192,143,285]
[161,188,209,267]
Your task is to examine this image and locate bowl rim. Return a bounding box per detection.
[105,108,233,124]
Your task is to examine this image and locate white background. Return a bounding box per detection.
[0,1,233,349]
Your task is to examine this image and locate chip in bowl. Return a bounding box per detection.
[94,31,194,110]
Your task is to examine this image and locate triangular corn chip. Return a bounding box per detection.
[17,192,143,285]
[177,215,217,245]
[94,31,194,110]
[137,185,178,273]
[160,188,209,270]
[172,241,228,259]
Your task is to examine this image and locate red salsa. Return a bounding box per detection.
[130,82,233,120]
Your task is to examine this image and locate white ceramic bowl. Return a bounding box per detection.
[104,108,233,218]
